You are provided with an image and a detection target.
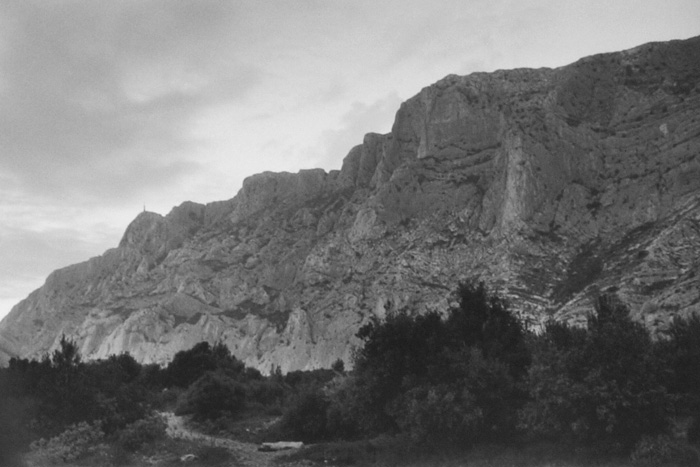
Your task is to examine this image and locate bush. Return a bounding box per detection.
[446,282,530,378]
[29,420,104,464]
[116,413,167,452]
[348,282,530,443]
[154,386,184,411]
[630,434,699,466]
[689,415,700,444]
[518,325,588,441]
[520,296,668,450]
[166,341,244,388]
[325,375,365,440]
[176,371,246,421]
[352,310,446,434]
[658,313,700,413]
[0,394,30,467]
[7,338,151,440]
[388,383,481,444]
[244,378,285,407]
[276,387,331,442]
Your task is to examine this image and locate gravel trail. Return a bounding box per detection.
[161,412,305,467]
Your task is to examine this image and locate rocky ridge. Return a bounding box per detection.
[1,36,699,371]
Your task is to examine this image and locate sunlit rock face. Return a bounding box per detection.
[1,36,699,372]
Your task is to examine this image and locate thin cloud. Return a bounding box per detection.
[309,93,403,170]
[0,1,261,203]
[0,223,119,307]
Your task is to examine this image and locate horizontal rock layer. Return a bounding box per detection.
[1,36,700,371]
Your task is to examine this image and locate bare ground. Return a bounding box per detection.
[161,412,310,467]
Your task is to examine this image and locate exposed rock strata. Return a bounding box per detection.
[1,36,699,371]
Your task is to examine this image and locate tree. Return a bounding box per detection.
[166,341,244,388]
[658,313,700,409]
[51,335,81,370]
[520,295,668,450]
[176,371,246,421]
[348,282,531,444]
[656,313,700,442]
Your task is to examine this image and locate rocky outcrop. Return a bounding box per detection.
[1,36,699,372]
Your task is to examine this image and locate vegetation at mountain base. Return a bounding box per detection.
[1,282,700,466]
[519,296,669,450]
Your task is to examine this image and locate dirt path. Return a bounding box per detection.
[161,412,302,467]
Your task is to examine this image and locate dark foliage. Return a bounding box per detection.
[244,377,285,407]
[11,336,103,436]
[166,341,244,388]
[275,387,332,442]
[284,368,337,389]
[348,282,531,444]
[657,313,700,412]
[447,282,531,379]
[0,372,31,467]
[2,336,158,452]
[520,295,668,450]
[116,414,167,452]
[176,371,246,421]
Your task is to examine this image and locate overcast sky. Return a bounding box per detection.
[0,1,698,320]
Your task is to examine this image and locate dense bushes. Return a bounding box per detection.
[0,379,31,466]
[29,421,104,464]
[166,341,245,388]
[347,282,530,444]
[274,284,700,457]
[520,297,668,450]
[657,313,700,412]
[630,434,699,466]
[176,371,246,421]
[116,414,167,452]
[3,337,150,439]
[273,282,531,445]
[275,387,332,442]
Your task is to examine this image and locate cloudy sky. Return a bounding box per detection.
[0,0,698,320]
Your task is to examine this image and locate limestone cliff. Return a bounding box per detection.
[1,36,699,371]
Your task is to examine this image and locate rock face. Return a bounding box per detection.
[1,36,700,371]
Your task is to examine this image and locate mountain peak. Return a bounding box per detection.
[1,36,699,370]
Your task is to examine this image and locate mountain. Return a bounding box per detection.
[1,36,699,371]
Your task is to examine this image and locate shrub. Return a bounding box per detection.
[518,325,589,442]
[448,347,522,443]
[166,341,244,388]
[349,282,530,443]
[520,296,668,450]
[276,387,331,443]
[176,371,246,421]
[116,413,167,452]
[630,434,699,466]
[244,378,285,407]
[352,311,447,434]
[325,375,365,440]
[0,393,31,467]
[388,383,482,444]
[331,359,345,374]
[446,282,530,379]
[94,381,149,435]
[387,345,523,445]
[688,415,700,444]
[30,420,104,464]
[658,313,700,413]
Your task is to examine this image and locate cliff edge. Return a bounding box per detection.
[1,36,699,371]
